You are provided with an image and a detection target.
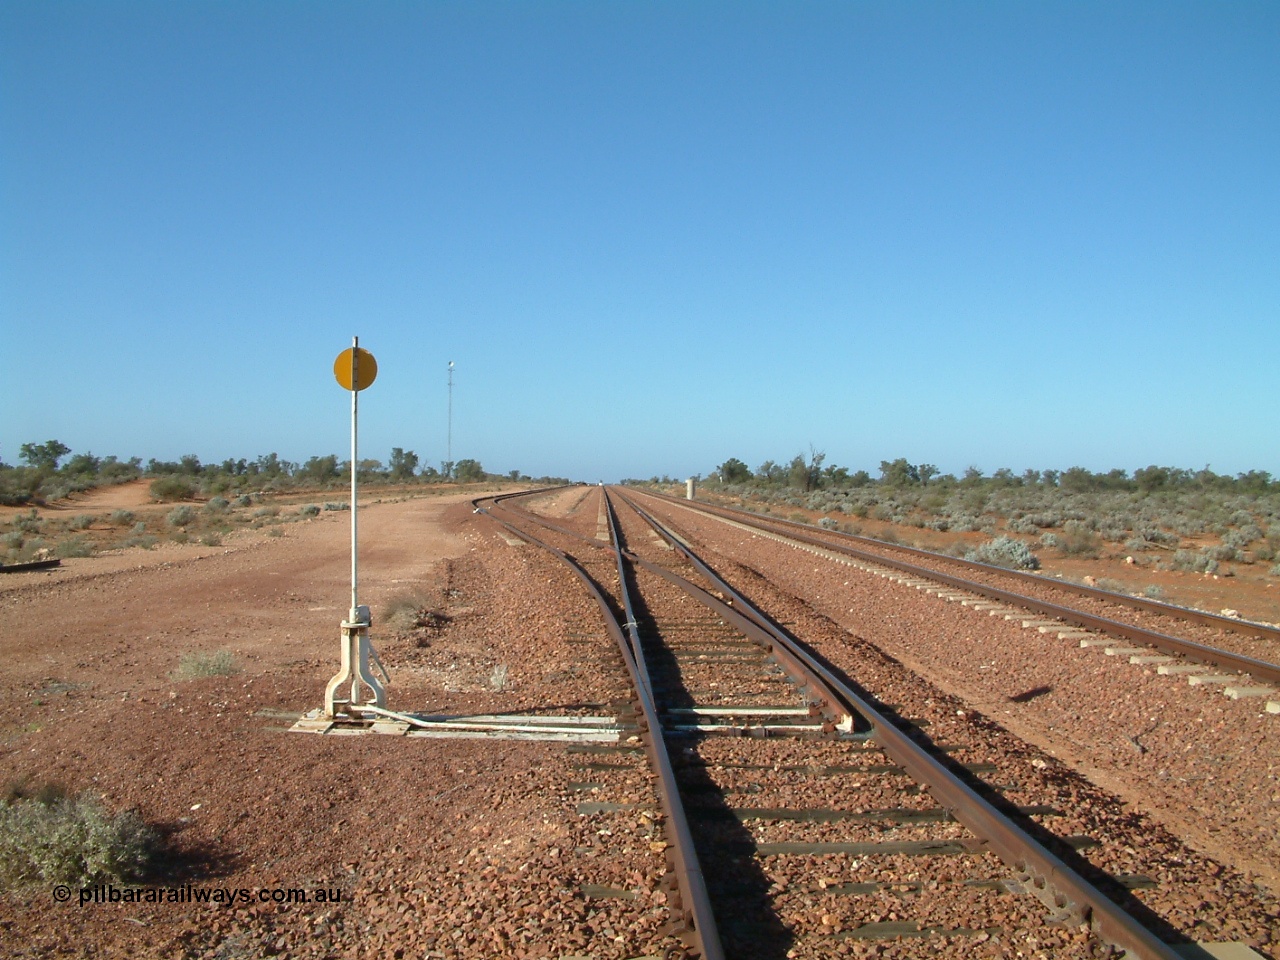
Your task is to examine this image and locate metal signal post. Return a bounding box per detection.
[324,337,384,718]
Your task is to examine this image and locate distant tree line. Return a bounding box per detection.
[1,440,565,506]
[699,451,1276,495]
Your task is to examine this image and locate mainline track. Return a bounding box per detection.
[475,486,1192,959]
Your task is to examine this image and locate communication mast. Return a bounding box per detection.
[447,360,454,471]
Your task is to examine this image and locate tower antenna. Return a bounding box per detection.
[447,360,454,472]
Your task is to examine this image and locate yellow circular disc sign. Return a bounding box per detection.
[334,347,378,391]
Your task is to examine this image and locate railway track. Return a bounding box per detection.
[473,485,1270,959]
[627,489,1280,701]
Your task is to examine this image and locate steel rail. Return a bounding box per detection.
[638,487,1280,642]
[607,488,1184,960]
[471,493,724,960]
[633,490,1280,686]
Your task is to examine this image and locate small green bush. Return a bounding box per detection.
[1143,585,1166,600]
[68,515,95,531]
[167,505,196,528]
[965,536,1040,570]
[234,495,253,507]
[0,789,158,888]
[323,502,349,511]
[109,510,135,526]
[298,504,320,517]
[121,534,157,550]
[200,533,222,546]
[252,505,280,518]
[54,537,94,559]
[13,510,42,533]
[172,650,236,680]
[204,497,230,514]
[149,477,196,502]
[1170,549,1219,574]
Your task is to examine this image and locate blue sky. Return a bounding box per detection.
[3,1,1277,482]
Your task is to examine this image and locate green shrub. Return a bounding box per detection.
[166,505,196,528]
[200,533,222,547]
[298,504,320,517]
[13,510,42,533]
[965,536,1040,570]
[109,510,135,526]
[204,497,230,514]
[1143,585,1166,600]
[172,650,236,680]
[252,505,280,518]
[68,515,95,531]
[121,534,157,550]
[54,536,94,559]
[234,495,253,507]
[323,502,349,511]
[149,476,196,502]
[1170,549,1219,574]
[0,789,158,888]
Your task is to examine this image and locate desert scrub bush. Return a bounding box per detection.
[298,504,321,517]
[200,533,222,546]
[1095,578,1128,594]
[1170,549,1219,574]
[234,494,253,507]
[965,536,1040,570]
[172,650,236,680]
[489,664,510,692]
[0,788,158,888]
[818,517,839,530]
[120,534,157,550]
[1143,585,1166,600]
[1136,527,1179,547]
[252,505,280,518]
[204,496,230,514]
[166,505,196,528]
[109,509,135,526]
[383,591,446,633]
[68,514,95,531]
[1222,525,1263,549]
[149,476,196,502]
[2,530,23,551]
[323,502,349,511]
[1006,517,1040,535]
[1039,532,1063,550]
[1206,543,1241,562]
[54,536,94,559]
[1271,563,1280,577]
[1059,521,1101,557]
[13,510,42,533]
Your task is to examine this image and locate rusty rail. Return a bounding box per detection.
[472,491,724,959]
